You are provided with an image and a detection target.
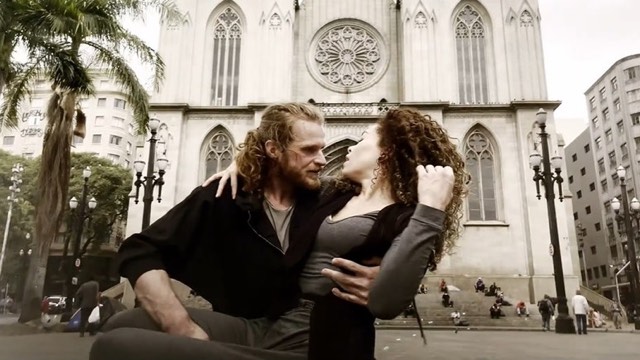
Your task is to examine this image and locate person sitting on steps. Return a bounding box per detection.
[441,288,454,308]
[474,277,486,293]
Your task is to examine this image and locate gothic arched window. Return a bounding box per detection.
[212,7,242,106]
[455,4,488,104]
[204,129,234,178]
[321,139,357,176]
[464,128,497,220]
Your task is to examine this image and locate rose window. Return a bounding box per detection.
[309,22,386,92]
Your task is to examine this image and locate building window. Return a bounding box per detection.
[591,117,600,129]
[94,116,104,126]
[601,265,608,278]
[587,268,593,280]
[605,129,613,143]
[92,134,102,144]
[126,142,132,153]
[97,98,107,107]
[211,7,243,106]
[605,201,612,214]
[465,129,498,221]
[204,128,235,178]
[111,116,125,128]
[107,153,120,163]
[590,245,596,254]
[586,206,591,214]
[614,98,621,111]
[608,151,617,169]
[577,190,582,199]
[595,222,601,231]
[455,4,488,104]
[621,143,629,160]
[580,167,586,176]
[598,158,605,174]
[128,123,135,135]
[594,266,600,278]
[589,182,596,191]
[572,153,577,162]
[109,135,122,145]
[603,108,610,122]
[612,173,620,187]
[114,98,127,110]
[617,120,624,134]
[124,159,130,168]
[569,175,574,184]
[611,77,618,91]
[573,212,578,220]
[3,136,15,145]
[599,87,607,101]
[632,113,640,126]
[595,136,602,149]
[626,66,637,81]
[73,136,84,145]
[589,96,596,110]
[601,179,608,192]
[584,144,590,153]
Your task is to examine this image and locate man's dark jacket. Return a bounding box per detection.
[116,179,353,319]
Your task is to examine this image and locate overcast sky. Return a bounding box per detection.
[126,0,640,144]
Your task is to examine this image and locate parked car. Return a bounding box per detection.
[43,295,67,314]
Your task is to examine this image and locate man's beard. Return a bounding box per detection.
[278,157,321,191]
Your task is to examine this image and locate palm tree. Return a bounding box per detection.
[0,0,90,95]
[0,0,184,322]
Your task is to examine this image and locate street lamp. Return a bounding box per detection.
[133,118,169,229]
[610,165,640,329]
[65,167,97,312]
[528,108,575,334]
[0,163,24,281]
[18,246,31,304]
[576,223,588,288]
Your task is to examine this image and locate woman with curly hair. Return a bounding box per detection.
[302,108,467,359]
[210,107,467,359]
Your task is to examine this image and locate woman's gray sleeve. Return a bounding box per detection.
[367,204,445,319]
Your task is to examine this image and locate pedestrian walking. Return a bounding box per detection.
[537,295,554,331]
[571,290,589,335]
[75,277,100,337]
[611,303,622,330]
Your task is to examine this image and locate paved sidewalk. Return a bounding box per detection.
[0,329,638,360]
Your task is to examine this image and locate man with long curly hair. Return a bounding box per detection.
[92,103,381,360]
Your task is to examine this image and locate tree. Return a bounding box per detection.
[1,0,184,323]
[0,0,91,95]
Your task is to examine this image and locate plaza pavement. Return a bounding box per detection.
[0,329,638,360]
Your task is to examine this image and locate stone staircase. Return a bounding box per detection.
[376,289,543,329]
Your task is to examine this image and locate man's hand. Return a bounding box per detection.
[321,257,380,306]
[416,165,454,211]
[202,161,238,198]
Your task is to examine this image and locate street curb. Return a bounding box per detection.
[376,325,640,333]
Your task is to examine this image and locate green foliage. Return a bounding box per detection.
[0,150,131,287]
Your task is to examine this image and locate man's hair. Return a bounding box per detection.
[374,108,469,269]
[236,103,325,193]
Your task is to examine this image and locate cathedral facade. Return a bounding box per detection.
[126,0,580,302]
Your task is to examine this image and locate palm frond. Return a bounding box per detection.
[0,62,41,129]
[147,0,188,26]
[108,27,165,91]
[26,40,94,94]
[85,40,149,134]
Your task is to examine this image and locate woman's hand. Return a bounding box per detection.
[416,165,454,211]
[202,161,238,198]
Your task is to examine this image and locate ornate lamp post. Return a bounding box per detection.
[528,108,575,334]
[65,167,97,312]
[610,166,640,329]
[576,223,588,288]
[18,246,31,303]
[133,118,169,230]
[0,163,24,281]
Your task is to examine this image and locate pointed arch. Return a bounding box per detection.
[210,4,244,106]
[463,125,500,221]
[321,139,358,176]
[453,2,491,104]
[201,126,235,179]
